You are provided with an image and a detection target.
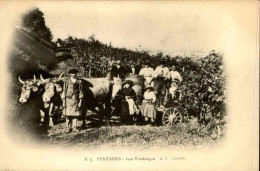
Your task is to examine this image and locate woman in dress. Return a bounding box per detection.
[142,86,157,124]
[116,80,139,124]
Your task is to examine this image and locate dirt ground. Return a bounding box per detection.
[8,100,225,150]
[39,115,225,150]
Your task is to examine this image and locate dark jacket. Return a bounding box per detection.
[110,65,126,79]
[116,87,136,101]
[63,78,83,99]
[127,66,141,75]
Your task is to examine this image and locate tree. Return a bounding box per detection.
[22,8,53,42]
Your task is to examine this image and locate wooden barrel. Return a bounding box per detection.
[125,75,144,96]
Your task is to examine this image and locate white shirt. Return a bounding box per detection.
[139,67,154,77]
[169,70,182,82]
[131,67,136,74]
[70,77,77,83]
[153,66,170,78]
[169,86,177,99]
[143,91,156,103]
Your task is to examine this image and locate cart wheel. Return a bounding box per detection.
[162,107,183,126]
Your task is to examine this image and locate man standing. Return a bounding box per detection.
[110,59,126,98]
[169,65,182,83]
[139,62,154,88]
[61,69,84,133]
[127,61,141,75]
[153,60,170,107]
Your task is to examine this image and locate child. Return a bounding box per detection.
[165,79,182,108]
[169,80,179,100]
[142,86,157,123]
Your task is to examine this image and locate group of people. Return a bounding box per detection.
[61,59,182,132]
[110,59,183,125]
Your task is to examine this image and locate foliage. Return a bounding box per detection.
[16,8,227,139]
[58,35,226,137]
[22,8,53,42]
[59,36,168,77]
[178,52,226,122]
[174,52,227,138]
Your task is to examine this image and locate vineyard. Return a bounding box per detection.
[10,34,227,143]
[58,36,227,139]
[8,7,227,147]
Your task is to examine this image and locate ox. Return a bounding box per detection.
[18,73,64,128]
[39,73,64,127]
[38,74,112,129]
[18,75,39,103]
[18,75,47,134]
[74,77,112,128]
[35,73,116,130]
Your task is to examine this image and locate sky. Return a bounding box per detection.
[33,2,236,57]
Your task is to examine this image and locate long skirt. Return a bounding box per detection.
[120,100,129,117]
[120,99,138,116]
[64,95,81,117]
[142,102,157,119]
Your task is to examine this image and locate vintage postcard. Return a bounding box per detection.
[0,1,259,170]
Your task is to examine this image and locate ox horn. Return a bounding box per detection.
[58,72,65,81]
[40,74,47,82]
[18,76,25,84]
[33,74,36,82]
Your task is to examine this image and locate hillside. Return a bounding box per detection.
[8,27,58,122]
[9,27,56,78]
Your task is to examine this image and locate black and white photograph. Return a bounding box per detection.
[0,1,258,170]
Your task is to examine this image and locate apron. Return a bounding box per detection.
[63,78,83,117]
[125,97,138,115]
